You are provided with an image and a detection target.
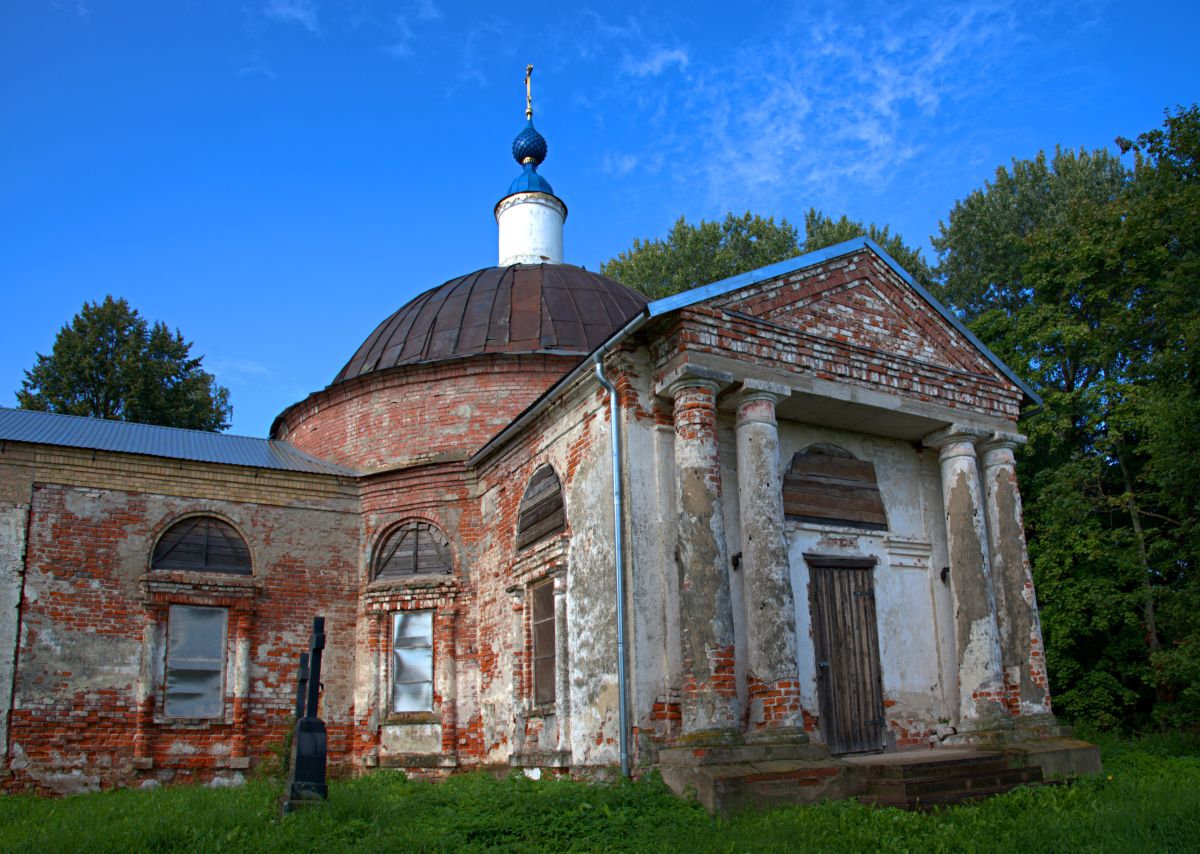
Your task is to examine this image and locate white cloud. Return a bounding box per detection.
[207,359,276,382]
[413,0,441,22]
[263,0,320,34]
[623,47,689,77]
[385,0,448,62]
[593,0,1030,213]
[601,153,640,177]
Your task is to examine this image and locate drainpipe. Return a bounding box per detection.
[593,356,630,778]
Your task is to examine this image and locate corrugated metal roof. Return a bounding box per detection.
[0,407,358,476]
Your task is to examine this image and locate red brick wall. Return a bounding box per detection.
[5,480,359,795]
[274,355,582,472]
[651,250,1024,421]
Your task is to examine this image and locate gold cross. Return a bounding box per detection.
[525,64,534,120]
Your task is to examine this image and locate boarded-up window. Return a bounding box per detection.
[517,465,565,550]
[531,580,556,705]
[392,610,433,713]
[375,522,452,580]
[152,517,251,574]
[165,605,227,718]
[783,444,888,531]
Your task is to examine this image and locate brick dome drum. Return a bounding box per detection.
[333,264,648,385]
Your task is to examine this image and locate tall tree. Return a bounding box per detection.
[18,296,232,431]
[933,109,1200,730]
[601,209,932,300]
[600,212,801,299]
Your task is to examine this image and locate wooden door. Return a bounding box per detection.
[806,555,885,755]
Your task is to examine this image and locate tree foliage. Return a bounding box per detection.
[934,106,1200,731]
[600,212,800,300]
[18,296,232,432]
[600,209,932,300]
[801,208,935,288]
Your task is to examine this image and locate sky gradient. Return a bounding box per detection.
[3,0,1197,437]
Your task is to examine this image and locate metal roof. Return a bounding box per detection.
[0,407,358,476]
[332,263,647,385]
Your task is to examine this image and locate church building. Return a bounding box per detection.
[0,73,1096,806]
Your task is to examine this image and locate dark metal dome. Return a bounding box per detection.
[332,264,648,385]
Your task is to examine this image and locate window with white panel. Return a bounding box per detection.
[165,605,228,718]
[392,610,434,713]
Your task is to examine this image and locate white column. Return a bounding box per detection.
[668,376,739,740]
[924,426,1007,724]
[732,381,804,740]
[980,433,1052,716]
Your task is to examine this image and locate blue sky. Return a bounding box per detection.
[2,0,1197,438]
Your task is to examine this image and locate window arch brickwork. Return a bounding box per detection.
[783,444,888,531]
[151,516,251,575]
[516,464,565,550]
[374,521,453,580]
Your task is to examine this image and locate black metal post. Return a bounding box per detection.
[293,652,309,720]
[283,617,328,812]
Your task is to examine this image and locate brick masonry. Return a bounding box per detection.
[1,245,1056,793]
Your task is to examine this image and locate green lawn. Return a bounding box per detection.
[2,735,1197,853]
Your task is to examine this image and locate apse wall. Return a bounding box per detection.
[273,354,581,472]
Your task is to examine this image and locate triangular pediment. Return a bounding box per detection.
[713,266,993,377]
[638,238,1037,406]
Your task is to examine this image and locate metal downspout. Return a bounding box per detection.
[593,357,630,778]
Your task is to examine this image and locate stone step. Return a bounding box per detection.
[865,754,1012,780]
[866,765,1042,799]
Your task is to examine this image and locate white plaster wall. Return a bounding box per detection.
[0,504,29,760]
[496,193,565,266]
[623,381,675,751]
[717,419,749,717]
[563,418,620,765]
[774,423,947,734]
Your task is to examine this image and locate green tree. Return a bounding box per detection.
[933,108,1200,731]
[601,209,932,300]
[17,296,232,431]
[600,212,801,299]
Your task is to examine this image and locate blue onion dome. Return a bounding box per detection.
[512,120,548,167]
[507,162,555,196]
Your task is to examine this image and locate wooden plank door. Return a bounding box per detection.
[807,555,885,755]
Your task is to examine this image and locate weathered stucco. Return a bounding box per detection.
[2,243,1061,793]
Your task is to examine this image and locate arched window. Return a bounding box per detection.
[516,464,565,550]
[783,444,888,531]
[152,516,251,575]
[374,521,452,580]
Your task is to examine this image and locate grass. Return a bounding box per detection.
[1,735,1198,853]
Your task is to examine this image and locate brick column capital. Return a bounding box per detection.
[979,432,1027,470]
[923,425,987,460]
[655,363,734,400]
[730,379,791,426]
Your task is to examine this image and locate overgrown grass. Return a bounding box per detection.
[2,738,1198,853]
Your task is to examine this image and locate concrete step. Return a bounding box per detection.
[865,754,1011,780]
[867,765,1042,799]
[859,762,1043,810]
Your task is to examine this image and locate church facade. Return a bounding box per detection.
[1,89,1088,799]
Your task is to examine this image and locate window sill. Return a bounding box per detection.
[142,572,261,604]
[383,711,439,725]
[152,716,232,728]
[365,575,459,595]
